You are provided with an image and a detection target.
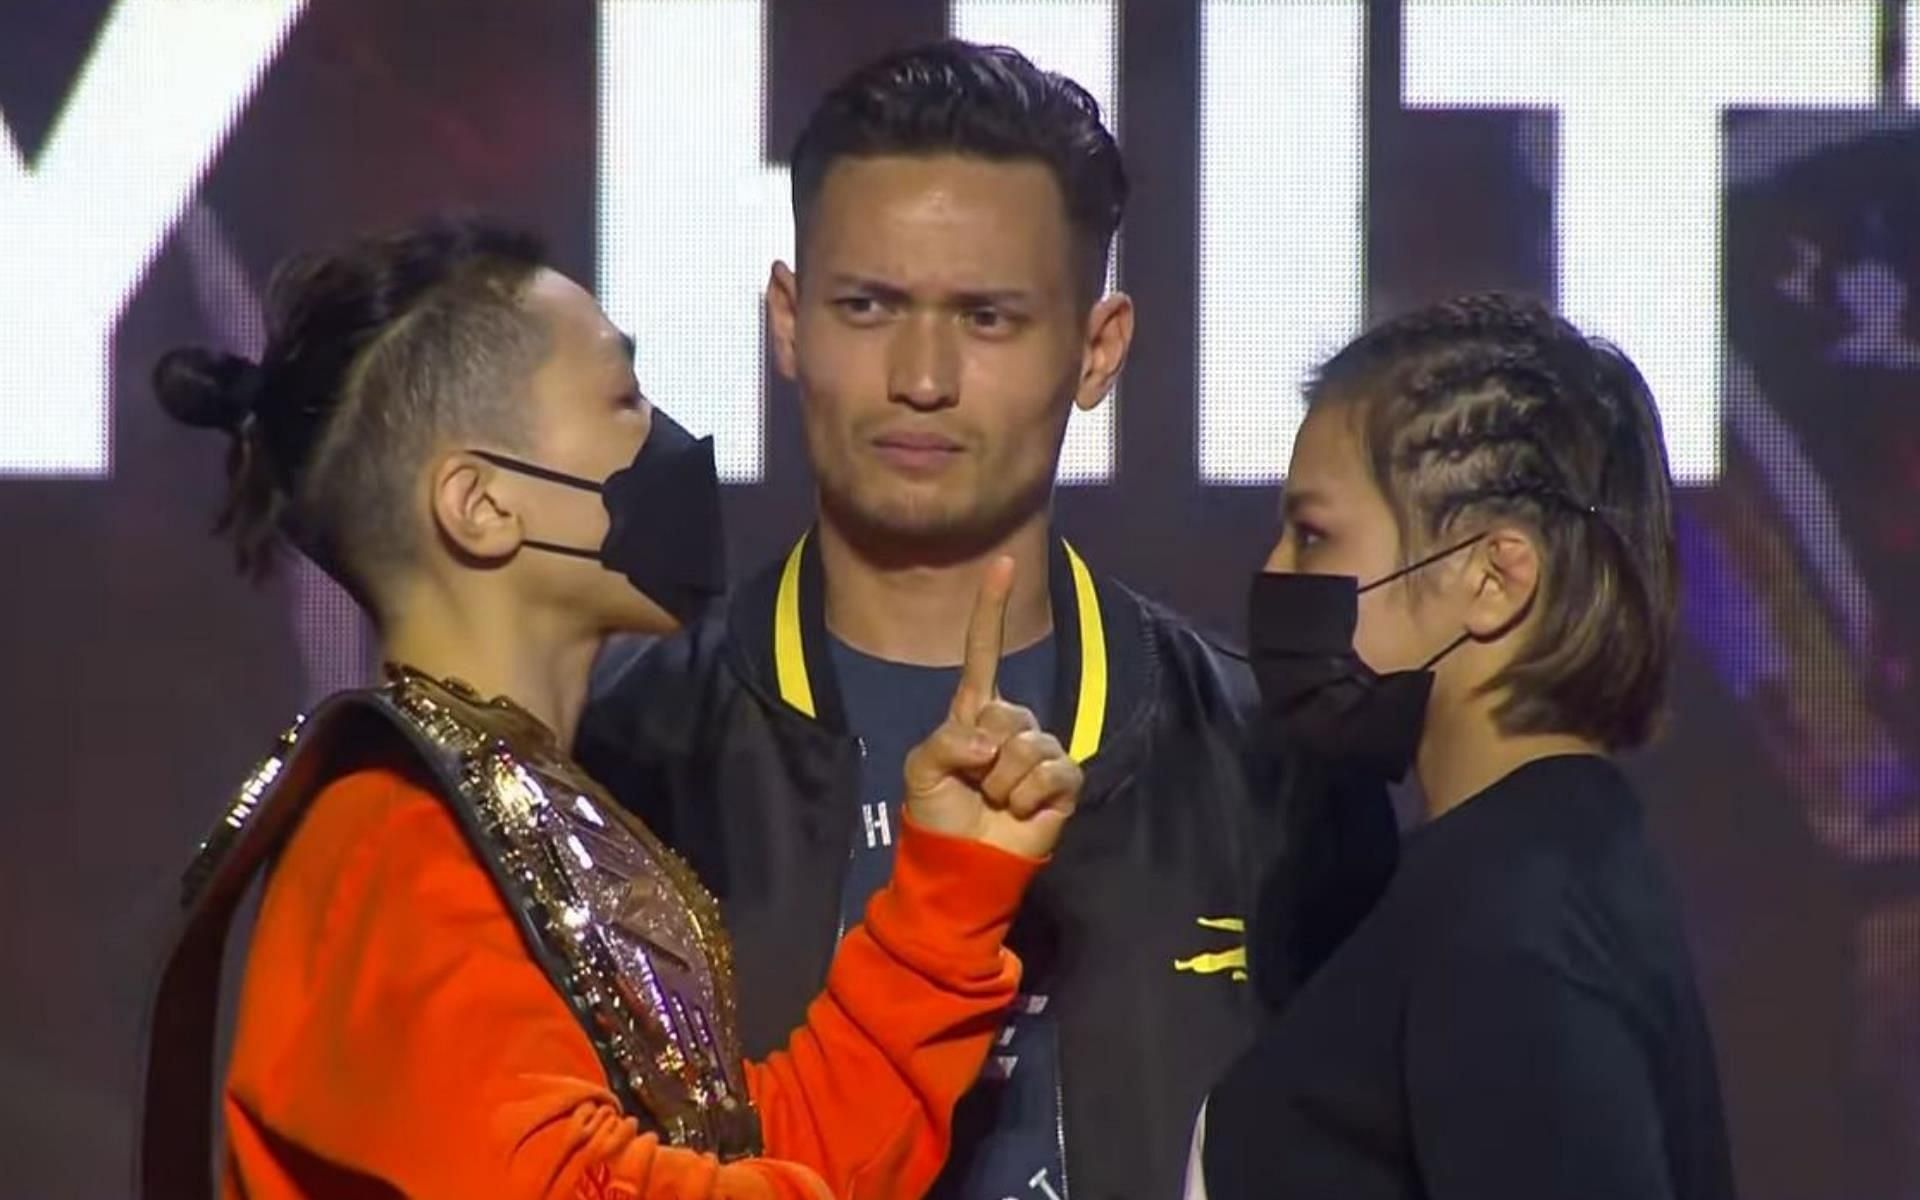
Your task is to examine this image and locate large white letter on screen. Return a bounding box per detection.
[1198,0,1366,484]
[599,0,790,482]
[952,0,1121,484]
[1405,1,1878,484]
[0,0,306,477]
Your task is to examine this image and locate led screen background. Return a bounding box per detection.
[1,2,1914,1195]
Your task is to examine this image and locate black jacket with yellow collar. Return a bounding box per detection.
[578,535,1296,1200]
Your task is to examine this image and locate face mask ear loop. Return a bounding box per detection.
[468,449,604,495]
[1417,630,1473,672]
[466,450,612,563]
[1357,531,1487,596]
[520,539,602,563]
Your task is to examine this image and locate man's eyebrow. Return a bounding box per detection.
[825,275,1037,308]
[825,274,912,304]
[949,288,1036,307]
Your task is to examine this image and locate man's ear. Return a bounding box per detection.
[1462,525,1542,641]
[1074,290,1135,412]
[428,452,521,563]
[767,261,801,384]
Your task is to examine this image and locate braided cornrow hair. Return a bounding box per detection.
[1308,292,1677,750]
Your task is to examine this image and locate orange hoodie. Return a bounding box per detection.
[220,766,1037,1199]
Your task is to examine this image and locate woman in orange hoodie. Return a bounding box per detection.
[139,217,1081,1200]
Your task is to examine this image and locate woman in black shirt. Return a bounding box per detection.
[1190,294,1736,1200]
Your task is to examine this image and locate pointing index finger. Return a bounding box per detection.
[951,555,1015,722]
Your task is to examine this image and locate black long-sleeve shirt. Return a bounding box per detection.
[1199,754,1736,1200]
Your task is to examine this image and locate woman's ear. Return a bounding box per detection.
[428,452,522,562]
[1462,524,1541,641]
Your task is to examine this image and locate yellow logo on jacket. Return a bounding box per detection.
[1173,916,1247,982]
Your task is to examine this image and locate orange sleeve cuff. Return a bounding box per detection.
[859,815,1043,986]
[741,816,1041,1196]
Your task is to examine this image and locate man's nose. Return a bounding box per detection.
[887,314,959,411]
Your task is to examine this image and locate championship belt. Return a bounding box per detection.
[138,665,761,1198]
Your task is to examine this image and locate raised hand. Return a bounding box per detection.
[900,556,1082,860]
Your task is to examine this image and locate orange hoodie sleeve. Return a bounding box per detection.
[222,767,1034,1200]
[743,798,1035,1200]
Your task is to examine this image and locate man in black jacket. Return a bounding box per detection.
[580,40,1302,1200]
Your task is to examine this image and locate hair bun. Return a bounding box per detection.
[153,348,264,434]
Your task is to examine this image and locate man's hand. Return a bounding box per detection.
[901,556,1082,859]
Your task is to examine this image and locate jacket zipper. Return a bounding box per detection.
[1053,1054,1071,1200]
[832,735,868,945]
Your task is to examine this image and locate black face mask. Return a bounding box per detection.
[1247,535,1481,782]
[471,408,726,624]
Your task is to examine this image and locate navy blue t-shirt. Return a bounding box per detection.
[829,635,1069,1200]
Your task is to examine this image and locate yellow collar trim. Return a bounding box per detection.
[773,536,816,718]
[1061,541,1107,763]
[772,535,1107,762]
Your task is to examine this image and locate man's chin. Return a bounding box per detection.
[854,505,980,542]
[820,488,1026,559]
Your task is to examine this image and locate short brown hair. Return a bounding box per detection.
[1309,293,1678,750]
[789,40,1126,301]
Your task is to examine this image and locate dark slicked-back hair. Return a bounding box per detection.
[154,216,551,617]
[789,39,1127,299]
[1310,293,1678,751]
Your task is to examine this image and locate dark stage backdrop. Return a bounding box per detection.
[2,2,1916,1196]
